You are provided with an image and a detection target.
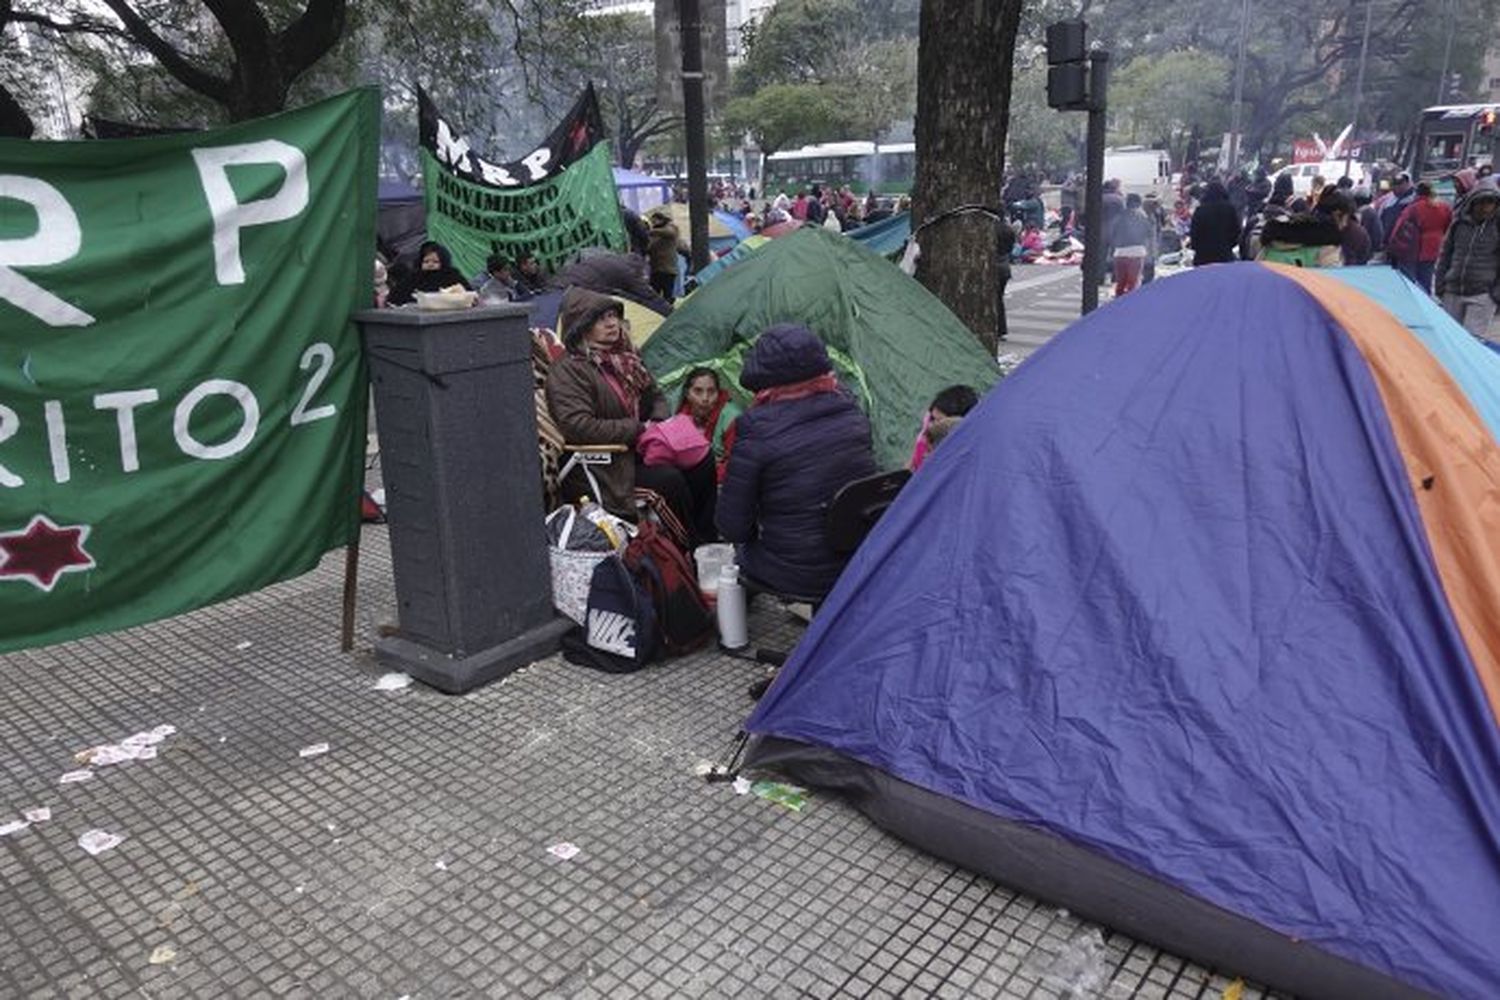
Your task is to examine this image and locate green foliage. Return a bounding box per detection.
[720,82,861,154]
[733,0,916,142]
[1083,0,1500,160]
[1006,59,1080,175]
[1110,50,1231,164]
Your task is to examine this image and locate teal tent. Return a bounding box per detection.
[641,226,1000,468]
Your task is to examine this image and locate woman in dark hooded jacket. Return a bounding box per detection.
[1189,182,1241,266]
[716,324,878,600]
[545,286,716,542]
[388,240,472,305]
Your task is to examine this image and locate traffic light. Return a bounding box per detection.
[1046,20,1090,111]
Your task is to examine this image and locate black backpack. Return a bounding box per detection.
[560,555,656,673]
[622,522,715,655]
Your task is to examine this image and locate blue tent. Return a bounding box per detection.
[745,264,1500,1000]
[613,167,671,217]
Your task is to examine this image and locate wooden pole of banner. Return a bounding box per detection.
[340,530,360,652]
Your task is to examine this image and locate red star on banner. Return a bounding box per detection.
[0,514,96,593]
[568,120,591,156]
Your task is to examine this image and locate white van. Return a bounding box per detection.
[1272,160,1370,196]
[1103,147,1173,197]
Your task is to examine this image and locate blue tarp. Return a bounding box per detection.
[845,212,910,257]
[746,264,1500,998]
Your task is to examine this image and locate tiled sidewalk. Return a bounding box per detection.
[0,528,1273,999]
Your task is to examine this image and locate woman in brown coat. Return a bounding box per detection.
[545,287,716,542]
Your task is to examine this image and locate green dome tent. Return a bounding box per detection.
[642,227,1000,469]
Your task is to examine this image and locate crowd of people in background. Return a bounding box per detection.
[1033,157,1500,339]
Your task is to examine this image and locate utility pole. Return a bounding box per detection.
[1436,0,1458,103]
[678,0,712,273]
[1081,51,1109,315]
[1346,0,1374,180]
[1045,19,1108,315]
[1227,0,1251,173]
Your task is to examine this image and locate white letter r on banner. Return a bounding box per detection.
[0,176,94,327]
[192,140,309,285]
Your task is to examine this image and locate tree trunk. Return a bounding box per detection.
[911,0,1024,356]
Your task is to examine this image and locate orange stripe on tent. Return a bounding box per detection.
[1270,264,1500,728]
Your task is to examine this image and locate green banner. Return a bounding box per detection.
[421,144,627,279]
[0,89,378,653]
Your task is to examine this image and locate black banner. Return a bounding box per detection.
[418,85,606,190]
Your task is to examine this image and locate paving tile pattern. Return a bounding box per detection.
[0,528,1282,998]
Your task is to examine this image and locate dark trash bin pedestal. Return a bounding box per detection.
[356,305,570,693]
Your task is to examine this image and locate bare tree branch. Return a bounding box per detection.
[276,0,346,77]
[96,0,231,101]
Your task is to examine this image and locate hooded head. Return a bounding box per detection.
[740,324,832,392]
[558,286,626,349]
[1463,185,1500,222]
[418,241,453,272]
[1202,181,1230,204]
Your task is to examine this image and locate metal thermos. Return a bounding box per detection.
[716,564,748,650]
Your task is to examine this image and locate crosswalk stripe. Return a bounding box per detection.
[1005,318,1069,333]
[1019,306,1082,320]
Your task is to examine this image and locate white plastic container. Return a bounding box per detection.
[715,563,749,650]
[694,544,736,596]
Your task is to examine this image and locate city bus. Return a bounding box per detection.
[1411,104,1497,188]
[761,141,916,197]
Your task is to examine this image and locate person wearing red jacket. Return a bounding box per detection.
[1388,183,1454,293]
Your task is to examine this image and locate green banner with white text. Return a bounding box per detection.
[0,88,379,652]
[418,85,627,279]
[421,144,627,279]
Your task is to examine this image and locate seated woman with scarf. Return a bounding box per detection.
[388,240,471,306]
[717,324,877,600]
[676,367,743,483]
[545,288,717,544]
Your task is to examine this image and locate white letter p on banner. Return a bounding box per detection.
[192,141,309,285]
[0,176,94,327]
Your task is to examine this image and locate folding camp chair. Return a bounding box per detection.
[742,468,912,693]
[534,335,690,550]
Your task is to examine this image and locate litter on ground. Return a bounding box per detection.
[77,829,124,855]
[23,807,49,823]
[547,842,580,861]
[298,743,330,758]
[0,820,28,837]
[59,770,94,785]
[373,672,412,692]
[750,781,808,812]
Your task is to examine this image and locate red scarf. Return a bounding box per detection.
[583,340,653,410]
[678,388,730,435]
[753,371,840,407]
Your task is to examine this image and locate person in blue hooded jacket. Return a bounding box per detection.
[716,324,878,600]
